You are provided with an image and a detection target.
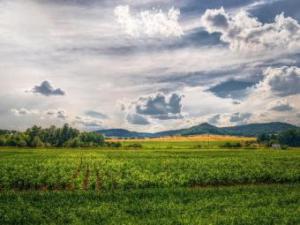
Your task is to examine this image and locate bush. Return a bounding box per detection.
[193,144,202,149]
[243,141,258,149]
[278,129,300,147]
[30,136,44,148]
[127,143,143,149]
[0,136,6,146]
[64,137,83,148]
[221,142,242,148]
[106,142,122,148]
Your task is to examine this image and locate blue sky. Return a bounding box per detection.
[0,0,299,131]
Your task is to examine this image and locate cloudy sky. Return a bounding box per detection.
[0,0,300,132]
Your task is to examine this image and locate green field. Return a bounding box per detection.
[0,147,299,224]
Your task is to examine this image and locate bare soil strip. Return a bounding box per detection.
[95,170,101,191]
[67,159,83,190]
[82,166,90,191]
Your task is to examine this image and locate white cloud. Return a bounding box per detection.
[201,8,300,52]
[135,93,183,120]
[1,1,300,131]
[73,116,103,130]
[114,5,183,38]
[11,108,39,116]
[270,101,294,112]
[45,109,68,120]
[256,66,300,97]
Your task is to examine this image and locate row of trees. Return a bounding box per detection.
[0,124,109,148]
[257,129,300,147]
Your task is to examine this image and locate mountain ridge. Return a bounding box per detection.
[96,122,299,138]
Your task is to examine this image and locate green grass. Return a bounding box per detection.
[0,147,299,225]
[0,184,299,225]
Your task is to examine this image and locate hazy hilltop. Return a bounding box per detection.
[97,122,298,138]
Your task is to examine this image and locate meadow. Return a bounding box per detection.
[0,143,299,224]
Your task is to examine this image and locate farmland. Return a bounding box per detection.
[109,134,256,142]
[0,146,299,224]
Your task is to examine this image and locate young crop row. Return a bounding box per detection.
[0,149,299,191]
[0,184,299,225]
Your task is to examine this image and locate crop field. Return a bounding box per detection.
[0,147,299,225]
[110,135,256,142]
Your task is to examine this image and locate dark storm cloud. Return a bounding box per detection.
[136,93,183,120]
[32,81,65,96]
[271,103,294,112]
[207,79,257,99]
[127,114,150,125]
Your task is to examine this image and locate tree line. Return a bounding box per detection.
[257,129,300,147]
[0,124,120,148]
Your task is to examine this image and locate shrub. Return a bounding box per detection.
[30,136,44,148]
[193,144,202,149]
[278,129,300,147]
[0,136,6,146]
[221,142,242,148]
[107,142,122,148]
[127,143,143,149]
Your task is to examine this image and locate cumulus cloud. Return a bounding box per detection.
[32,81,65,96]
[114,5,183,38]
[208,114,221,125]
[257,66,300,97]
[73,116,103,129]
[136,93,183,120]
[12,108,67,120]
[85,111,108,119]
[230,112,252,124]
[270,102,294,112]
[11,108,39,116]
[207,79,256,99]
[127,114,150,125]
[45,109,67,120]
[201,8,300,51]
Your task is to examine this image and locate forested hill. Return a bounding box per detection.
[97,122,298,138]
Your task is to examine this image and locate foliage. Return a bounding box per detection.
[258,129,300,147]
[0,148,299,191]
[220,142,242,148]
[0,148,299,224]
[0,124,105,148]
[126,143,143,149]
[278,129,300,147]
[0,185,299,225]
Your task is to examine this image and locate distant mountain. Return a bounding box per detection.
[220,122,298,137]
[97,129,153,138]
[154,123,225,137]
[96,122,298,138]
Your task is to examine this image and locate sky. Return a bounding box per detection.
[0,0,300,132]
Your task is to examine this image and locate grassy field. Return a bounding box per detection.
[0,146,299,224]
